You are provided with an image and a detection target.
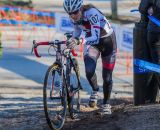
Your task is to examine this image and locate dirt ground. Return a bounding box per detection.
[63,99,160,130]
[0,96,160,130]
[0,1,159,130]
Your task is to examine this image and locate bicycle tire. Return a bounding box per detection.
[43,63,67,130]
[66,58,81,119]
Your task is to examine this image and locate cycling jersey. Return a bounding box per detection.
[72,7,113,45]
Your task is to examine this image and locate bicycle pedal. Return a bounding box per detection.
[70,113,78,119]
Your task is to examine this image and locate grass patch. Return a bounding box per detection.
[0,0,33,8]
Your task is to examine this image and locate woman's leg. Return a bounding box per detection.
[101,32,117,104]
[84,46,100,91]
[97,32,117,114]
[101,52,116,104]
[84,45,100,107]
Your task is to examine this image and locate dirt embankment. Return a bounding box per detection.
[63,99,160,130]
[0,96,160,130]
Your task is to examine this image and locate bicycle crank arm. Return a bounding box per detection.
[69,87,81,97]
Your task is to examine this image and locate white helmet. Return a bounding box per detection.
[63,0,83,14]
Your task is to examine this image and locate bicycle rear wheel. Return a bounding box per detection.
[43,64,67,130]
[66,58,81,119]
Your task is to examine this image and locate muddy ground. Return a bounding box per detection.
[0,96,160,130]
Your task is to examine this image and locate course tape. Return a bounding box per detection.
[148,15,160,27]
[130,9,160,27]
[0,19,55,28]
[134,59,160,74]
[0,6,55,18]
[130,9,139,12]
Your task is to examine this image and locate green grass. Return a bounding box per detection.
[0,0,33,8]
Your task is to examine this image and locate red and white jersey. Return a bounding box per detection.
[72,7,113,45]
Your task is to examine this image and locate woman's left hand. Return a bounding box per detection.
[66,38,82,49]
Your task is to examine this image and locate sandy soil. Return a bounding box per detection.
[0,96,160,130]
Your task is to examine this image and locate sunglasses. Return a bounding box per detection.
[68,10,79,15]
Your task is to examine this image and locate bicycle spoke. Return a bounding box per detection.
[43,65,67,130]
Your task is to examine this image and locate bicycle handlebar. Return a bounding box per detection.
[32,40,50,57]
[32,40,78,58]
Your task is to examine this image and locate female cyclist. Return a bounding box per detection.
[63,0,117,114]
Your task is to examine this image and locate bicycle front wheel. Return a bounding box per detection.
[43,64,67,130]
[66,58,81,119]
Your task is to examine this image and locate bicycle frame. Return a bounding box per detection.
[32,40,82,97]
[54,44,82,98]
[33,39,83,129]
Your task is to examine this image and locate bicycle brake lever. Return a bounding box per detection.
[31,40,36,54]
[31,40,41,58]
[31,44,34,54]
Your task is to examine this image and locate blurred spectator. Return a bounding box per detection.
[139,0,160,103]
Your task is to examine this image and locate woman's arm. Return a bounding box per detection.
[85,8,101,45]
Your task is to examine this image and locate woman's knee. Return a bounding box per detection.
[84,56,96,78]
[86,69,95,79]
